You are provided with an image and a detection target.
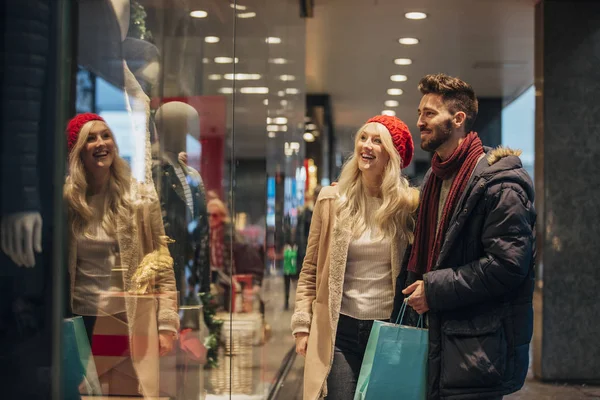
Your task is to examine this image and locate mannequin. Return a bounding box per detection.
[153,101,210,301]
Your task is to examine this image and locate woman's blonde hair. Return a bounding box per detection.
[64,120,132,237]
[207,198,231,224]
[336,122,419,242]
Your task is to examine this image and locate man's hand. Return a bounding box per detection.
[159,331,176,356]
[295,332,309,356]
[403,280,429,315]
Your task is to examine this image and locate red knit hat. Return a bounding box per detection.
[366,115,414,168]
[66,113,105,153]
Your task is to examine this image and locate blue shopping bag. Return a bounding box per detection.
[62,317,100,399]
[354,301,428,400]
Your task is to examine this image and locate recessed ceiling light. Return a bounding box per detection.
[391,74,408,82]
[263,99,269,106]
[203,58,210,64]
[405,12,427,20]
[280,100,288,106]
[267,124,288,132]
[224,73,261,80]
[382,110,396,116]
[387,88,404,95]
[208,74,222,80]
[306,123,317,131]
[303,132,316,142]
[266,37,282,44]
[399,37,419,45]
[279,75,296,81]
[269,58,288,64]
[240,87,269,94]
[266,117,273,124]
[394,58,413,65]
[385,100,399,107]
[214,57,238,64]
[205,36,220,43]
[190,10,208,18]
[230,3,247,10]
[237,12,256,18]
[268,131,276,138]
[286,88,299,95]
[274,117,288,124]
[218,87,233,94]
[277,90,285,97]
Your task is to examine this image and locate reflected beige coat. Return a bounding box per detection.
[68,180,179,397]
[291,186,408,400]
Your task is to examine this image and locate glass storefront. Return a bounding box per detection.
[1,0,307,398]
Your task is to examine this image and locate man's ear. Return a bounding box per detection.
[453,111,467,128]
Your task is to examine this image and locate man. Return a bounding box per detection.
[392,73,536,400]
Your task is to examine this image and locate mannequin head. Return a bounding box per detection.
[155,101,200,154]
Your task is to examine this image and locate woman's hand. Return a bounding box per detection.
[159,330,176,356]
[295,332,309,356]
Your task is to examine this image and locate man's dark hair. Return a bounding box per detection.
[418,73,479,132]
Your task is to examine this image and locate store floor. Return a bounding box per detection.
[203,271,297,399]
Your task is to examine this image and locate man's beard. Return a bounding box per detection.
[420,119,453,153]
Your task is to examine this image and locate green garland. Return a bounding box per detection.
[199,292,223,369]
[129,0,153,41]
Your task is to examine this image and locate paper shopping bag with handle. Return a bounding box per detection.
[354,300,428,400]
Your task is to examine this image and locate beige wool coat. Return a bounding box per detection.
[291,186,410,400]
[68,179,179,397]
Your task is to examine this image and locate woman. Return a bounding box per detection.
[64,113,179,397]
[291,115,419,400]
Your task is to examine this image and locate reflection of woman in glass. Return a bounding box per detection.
[64,113,179,397]
[291,116,419,400]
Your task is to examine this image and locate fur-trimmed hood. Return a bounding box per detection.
[486,146,523,166]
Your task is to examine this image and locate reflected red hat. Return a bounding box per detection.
[66,113,105,153]
[366,115,414,168]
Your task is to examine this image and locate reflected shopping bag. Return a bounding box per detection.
[354,301,428,400]
[62,316,100,399]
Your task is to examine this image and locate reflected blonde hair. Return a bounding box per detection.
[207,198,231,224]
[336,122,419,242]
[64,121,132,237]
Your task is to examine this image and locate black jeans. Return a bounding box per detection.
[326,314,382,400]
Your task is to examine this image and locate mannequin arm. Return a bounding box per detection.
[1,212,42,267]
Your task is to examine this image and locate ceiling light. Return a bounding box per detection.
[190,10,208,18]
[399,37,419,45]
[277,90,285,97]
[387,88,404,95]
[208,74,222,80]
[266,37,282,44]
[237,12,256,18]
[224,73,261,80]
[263,99,269,105]
[385,100,399,107]
[240,87,269,94]
[269,58,288,64]
[218,87,233,94]
[382,110,396,116]
[286,88,299,95]
[303,132,316,142]
[266,117,273,124]
[394,58,412,65]
[280,100,288,106]
[268,131,276,138]
[405,12,427,20]
[203,58,210,64]
[267,124,288,132]
[279,75,296,81]
[274,117,288,124]
[391,74,408,82]
[230,3,247,10]
[205,36,220,43]
[306,123,317,130]
[214,57,238,64]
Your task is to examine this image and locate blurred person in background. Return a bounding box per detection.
[291,115,419,400]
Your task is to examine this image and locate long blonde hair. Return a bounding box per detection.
[336,122,418,242]
[207,198,231,224]
[64,120,132,237]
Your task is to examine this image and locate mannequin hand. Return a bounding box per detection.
[178,152,188,165]
[159,330,176,356]
[295,332,309,356]
[1,212,42,268]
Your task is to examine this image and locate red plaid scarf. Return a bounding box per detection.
[407,132,484,276]
[210,224,224,269]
